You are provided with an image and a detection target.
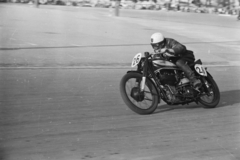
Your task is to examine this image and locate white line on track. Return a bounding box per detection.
[0,64,239,70]
[71,44,82,46]
[27,42,37,45]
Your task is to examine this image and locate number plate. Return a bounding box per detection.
[131,53,142,67]
[194,64,207,76]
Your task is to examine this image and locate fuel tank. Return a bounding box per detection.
[152,60,176,67]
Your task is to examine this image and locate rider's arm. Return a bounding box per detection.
[167,39,187,57]
[165,48,175,57]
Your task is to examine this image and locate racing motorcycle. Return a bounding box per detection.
[120,52,220,115]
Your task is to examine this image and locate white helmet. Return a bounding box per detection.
[150,33,166,53]
[151,32,164,44]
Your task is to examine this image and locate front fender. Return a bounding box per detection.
[127,70,142,74]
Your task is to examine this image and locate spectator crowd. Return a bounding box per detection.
[3,0,240,16]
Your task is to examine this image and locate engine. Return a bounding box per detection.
[164,83,195,104]
[157,69,177,86]
[156,69,198,103]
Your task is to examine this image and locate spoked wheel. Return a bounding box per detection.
[120,72,159,115]
[198,73,220,108]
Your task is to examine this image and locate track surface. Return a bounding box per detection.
[0,4,240,160]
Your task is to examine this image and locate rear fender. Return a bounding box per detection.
[207,71,213,78]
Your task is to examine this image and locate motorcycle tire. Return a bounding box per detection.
[199,73,220,108]
[120,72,159,115]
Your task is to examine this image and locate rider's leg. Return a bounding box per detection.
[176,59,202,88]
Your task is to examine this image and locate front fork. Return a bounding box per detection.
[140,52,150,92]
[140,77,146,92]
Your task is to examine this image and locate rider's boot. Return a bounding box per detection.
[177,61,202,88]
[187,70,202,89]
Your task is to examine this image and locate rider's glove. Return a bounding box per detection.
[161,53,168,58]
[162,49,176,57]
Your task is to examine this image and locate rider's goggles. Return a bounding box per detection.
[151,41,165,49]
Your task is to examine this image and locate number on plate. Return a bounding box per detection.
[131,53,142,67]
[194,64,207,76]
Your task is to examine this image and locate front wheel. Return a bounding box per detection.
[198,73,220,108]
[120,72,159,115]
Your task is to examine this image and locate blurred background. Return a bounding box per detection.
[1,0,240,16]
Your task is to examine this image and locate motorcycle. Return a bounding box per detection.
[120,52,220,115]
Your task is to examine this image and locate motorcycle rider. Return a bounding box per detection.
[150,32,202,88]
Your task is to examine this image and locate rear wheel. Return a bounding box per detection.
[198,74,220,108]
[120,72,159,115]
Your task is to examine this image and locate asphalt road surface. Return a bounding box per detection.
[0,4,240,160]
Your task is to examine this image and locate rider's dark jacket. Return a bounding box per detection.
[165,38,195,62]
